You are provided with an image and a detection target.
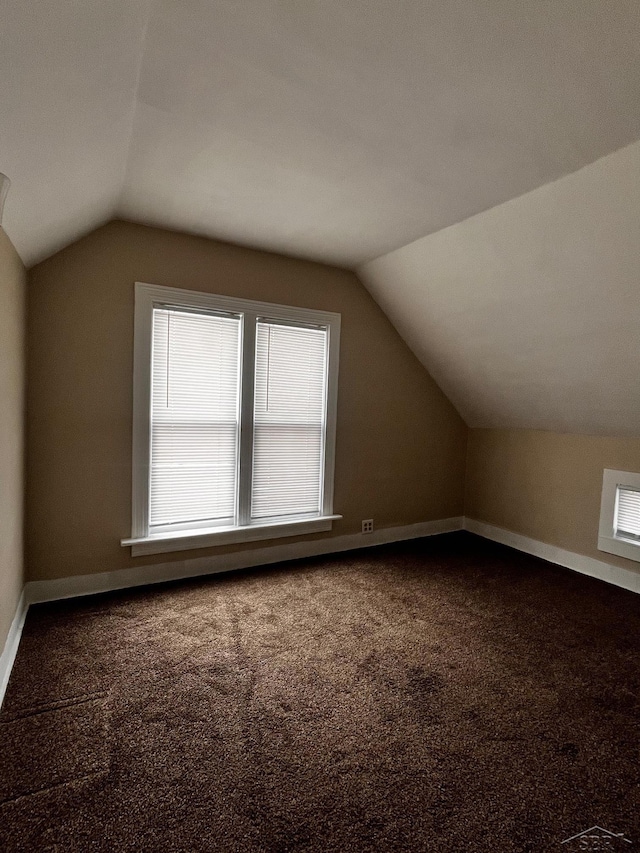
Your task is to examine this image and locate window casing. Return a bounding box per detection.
[598,468,640,563]
[122,283,341,556]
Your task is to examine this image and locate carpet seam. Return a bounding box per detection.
[0,690,110,723]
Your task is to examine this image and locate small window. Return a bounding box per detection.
[598,469,640,562]
[614,486,640,542]
[122,283,341,556]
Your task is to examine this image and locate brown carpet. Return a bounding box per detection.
[1,532,639,852]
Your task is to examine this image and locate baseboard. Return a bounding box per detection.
[8,515,635,710]
[26,517,464,604]
[0,589,28,709]
[464,517,640,595]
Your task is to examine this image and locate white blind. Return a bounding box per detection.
[616,486,640,541]
[149,308,241,529]
[251,321,328,520]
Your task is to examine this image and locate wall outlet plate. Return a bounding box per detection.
[362,519,374,534]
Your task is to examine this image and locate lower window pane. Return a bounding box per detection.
[150,423,238,527]
[251,423,323,519]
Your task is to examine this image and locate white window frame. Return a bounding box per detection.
[122,282,341,556]
[598,468,640,563]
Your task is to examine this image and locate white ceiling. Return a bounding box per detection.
[2,0,640,268]
[360,141,640,436]
[0,0,149,266]
[2,0,639,436]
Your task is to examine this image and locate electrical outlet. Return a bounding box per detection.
[362,519,374,534]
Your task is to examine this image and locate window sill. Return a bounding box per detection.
[122,514,342,557]
[598,534,640,564]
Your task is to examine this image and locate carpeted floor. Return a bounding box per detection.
[1,532,639,852]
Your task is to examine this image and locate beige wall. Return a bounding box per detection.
[26,220,467,582]
[0,230,26,649]
[465,429,640,575]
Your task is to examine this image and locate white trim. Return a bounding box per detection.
[237,312,256,526]
[122,514,342,556]
[129,282,341,548]
[135,282,343,329]
[2,519,460,704]
[131,283,153,539]
[0,590,28,710]
[5,515,639,706]
[321,318,340,517]
[598,533,640,563]
[598,468,640,563]
[464,517,640,594]
[30,518,463,604]
[27,516,640,605]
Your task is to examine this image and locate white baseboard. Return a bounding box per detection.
[4,515,638,710]
[23,519,640,606]
[0,589,28,709]
[464,517,640,595]
[26,517,464,605]
[1,518,462,709]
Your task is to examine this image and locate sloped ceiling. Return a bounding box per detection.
[360,141,640,436]
[0,0,150,266]
[2,1,639,436]
[2,0,640,269]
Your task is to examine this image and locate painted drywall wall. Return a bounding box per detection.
[26,220,467,582]
[0,229,25,649]
[465,429,640,575]
[360,140,640,437]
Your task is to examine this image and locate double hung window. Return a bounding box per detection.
[123,283,340,556]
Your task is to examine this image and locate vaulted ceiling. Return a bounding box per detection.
[1,0,639,434]
[361,140,640,436]
[2,0,639,268]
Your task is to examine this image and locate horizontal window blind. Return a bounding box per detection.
[616,486,640,541]
[150,308,241,529]
[251,321,327,520]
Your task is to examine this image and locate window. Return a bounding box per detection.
[598,469,640,563]
[122,283,341,556]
